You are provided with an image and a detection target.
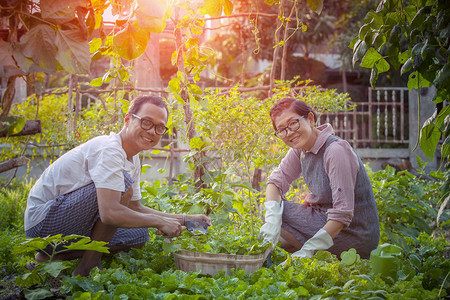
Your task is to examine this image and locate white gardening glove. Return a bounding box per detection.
[259,201,284,246]
[291,228,334,259]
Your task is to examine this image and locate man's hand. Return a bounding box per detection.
[185,214,212,226]
[155,217,183,238]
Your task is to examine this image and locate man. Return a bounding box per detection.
[24,95,210,277]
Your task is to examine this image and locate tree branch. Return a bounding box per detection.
[0,156,29,173]
[0,120,41,137]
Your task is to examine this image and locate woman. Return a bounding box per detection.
[260,98,379,259]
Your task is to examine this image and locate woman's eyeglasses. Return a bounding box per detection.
[132,114,168,135]
[274,116,305,139]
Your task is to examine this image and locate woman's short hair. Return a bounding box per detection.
[269,98,317,130]
[128,95,169,117]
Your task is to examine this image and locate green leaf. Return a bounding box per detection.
[430,170,445,180]
[189,84,203,95]
[375,58,390,73]
[0,40,23,76]
[171,49,178,66]
[19,24,57,71]
[221,0,233,16]
[89,37,102,53]
[416,155,424,169]
[410,6,431,31]
[190,137,205,150]
[400,49,411,63]
[89,77,103,87]
[420,117,441,160]
[64,239,109,253]
[55,28,90,73]
[15,271,41,287]
[162,240,178,253]
[360,47,382,69]
[307,0,323,14]
[199,0,225,18]
[40,0,89,24]
[349,37,359,50]
[352,40,367,67]
[376,0,390,13]
[39,261,67,278]
[188,204,204,214]
[0,115,26,136]
[372,32,386,50]
[436,105,450,129]
[411,42,426,58]
[407,71,432,92]
[340,248,361,267]
[388,45,401,70]
[401,57,412,75]
[433,63,450,89]
[370,66,378,88]
[358,21,371,40]
[112,22,149,60]
[389,25,402,44]
[14,237,50,255]
[136,0,167,18]
[86,9,96,36]
[135,0,172,33]
[167,77,181,94]
[442,135,450,159]
[23,288,53,300]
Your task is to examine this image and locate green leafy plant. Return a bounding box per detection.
[171,223,270,255]
[368,165,444,250]
[0,178,32,231]
[351,0,449,162]
[14,234,110,298]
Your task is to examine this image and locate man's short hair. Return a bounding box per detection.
[128,95,169,116]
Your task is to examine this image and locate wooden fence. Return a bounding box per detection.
[319,87,410,149]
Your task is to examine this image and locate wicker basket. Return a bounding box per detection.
[173,247,272,276]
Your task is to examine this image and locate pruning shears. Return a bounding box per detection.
[185,220,209,236]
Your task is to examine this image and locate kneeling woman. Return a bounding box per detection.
[260,98,380,259]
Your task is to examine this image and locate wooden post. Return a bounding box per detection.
[67,74,74,137]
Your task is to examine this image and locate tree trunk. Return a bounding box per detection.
[269,1,283,98]
[1,75,18,118]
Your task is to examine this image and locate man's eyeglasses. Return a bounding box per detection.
[132,114,168,135]
[274,116,305,139]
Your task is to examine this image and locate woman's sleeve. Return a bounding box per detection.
[324,140,359,227]
[267,148,302,196]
